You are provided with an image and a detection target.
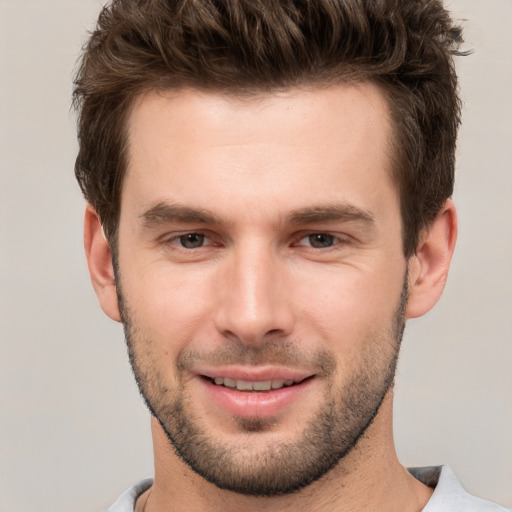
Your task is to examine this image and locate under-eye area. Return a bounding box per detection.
[201,376,313,392]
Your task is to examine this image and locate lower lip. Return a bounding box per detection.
[201,377,314,419]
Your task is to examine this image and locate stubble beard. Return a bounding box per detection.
[116,270,408,497]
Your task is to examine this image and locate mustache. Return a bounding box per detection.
[176,340,337,377]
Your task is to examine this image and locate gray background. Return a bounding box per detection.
[0,1,510,511]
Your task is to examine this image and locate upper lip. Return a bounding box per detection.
[196,366,315,383]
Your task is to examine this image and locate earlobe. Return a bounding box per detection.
[84,205,122,322]
[406,200,458,319]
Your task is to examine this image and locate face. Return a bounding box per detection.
[115,84,409,495]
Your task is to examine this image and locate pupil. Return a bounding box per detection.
[309,233,334,248]
[180,233,204,248]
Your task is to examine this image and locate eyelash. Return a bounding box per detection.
[162,231,351,252]
[164,232,217,250]
[293,233,348,250]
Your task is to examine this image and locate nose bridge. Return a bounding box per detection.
[215,238,293,343]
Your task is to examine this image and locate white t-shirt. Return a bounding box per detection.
[106,466,509,511]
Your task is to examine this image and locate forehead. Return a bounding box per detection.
[123,83,396,223]
[127,83,392,152]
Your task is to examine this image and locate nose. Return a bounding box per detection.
[214,242,295,345]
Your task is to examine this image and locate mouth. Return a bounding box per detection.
[197,369,316,419]
[202,375,309,392]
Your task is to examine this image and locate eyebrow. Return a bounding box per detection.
[140,202,224,227]
[287,204,375,226]
[140,201,375,229]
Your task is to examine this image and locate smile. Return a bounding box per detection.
[207,377,302,391]
[199,372,315,418]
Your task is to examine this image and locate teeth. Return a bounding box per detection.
[223,377,236,388]
[211,377,297,391]
[236,380,253,391]
[253,381,272,391]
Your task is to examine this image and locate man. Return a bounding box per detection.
[73,1,508,511]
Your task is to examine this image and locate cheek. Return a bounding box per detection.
[121,265,215,351]
[293,264,404,348]
[298,263,399,311]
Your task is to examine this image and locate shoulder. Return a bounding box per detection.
[409,466,510,512]
[105,478,153,512]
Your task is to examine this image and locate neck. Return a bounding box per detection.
[143,391,432,512]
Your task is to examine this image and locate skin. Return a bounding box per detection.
[85,83,457,512]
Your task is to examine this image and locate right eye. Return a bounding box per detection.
[302,233,336,249]
[177,233,206,249]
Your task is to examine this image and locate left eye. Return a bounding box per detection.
[177,233,206,249]
[302,233,336,248]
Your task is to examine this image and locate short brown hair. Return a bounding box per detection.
[73,0,466,257]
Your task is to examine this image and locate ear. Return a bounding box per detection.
[406,199,458,319]
[84,205,121,322]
